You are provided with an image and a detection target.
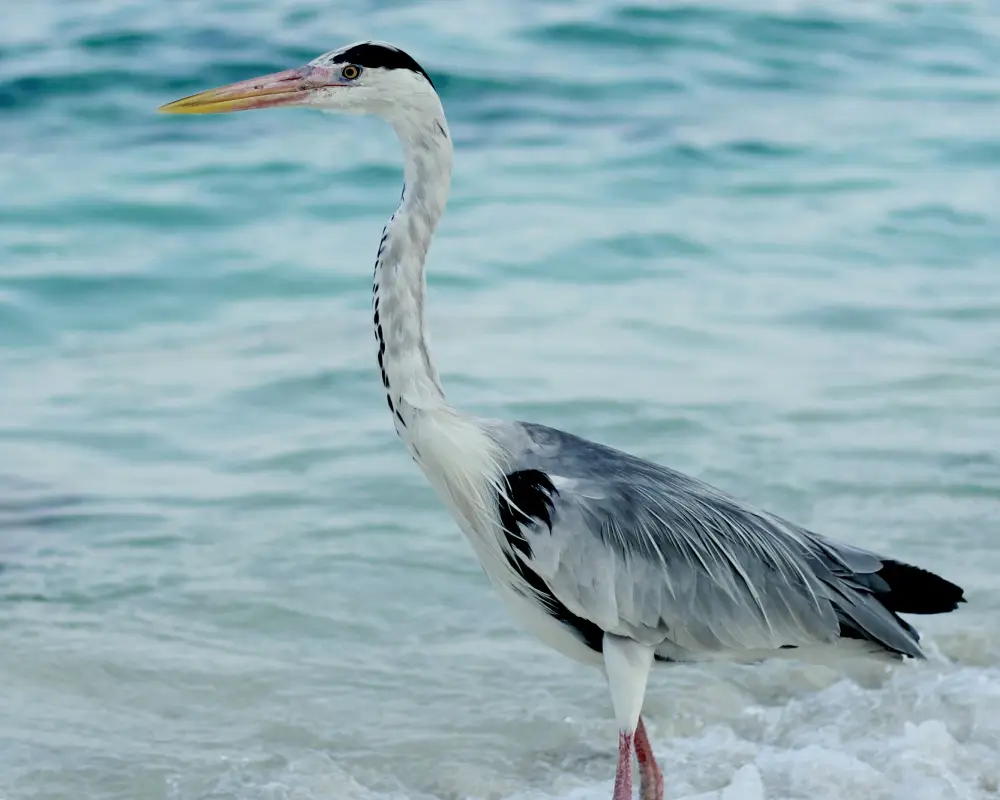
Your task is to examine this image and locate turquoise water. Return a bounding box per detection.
[3,1,1000,798]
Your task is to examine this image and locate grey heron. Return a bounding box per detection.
[160,41,967,800]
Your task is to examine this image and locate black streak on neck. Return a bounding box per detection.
[373,221,405,430]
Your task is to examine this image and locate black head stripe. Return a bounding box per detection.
[331,42,435,89]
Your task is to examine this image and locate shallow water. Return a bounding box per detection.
[2,1,1000,798]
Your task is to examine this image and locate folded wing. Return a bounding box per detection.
[499,422,964,661]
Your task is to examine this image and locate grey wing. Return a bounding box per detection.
[497,422,963,660]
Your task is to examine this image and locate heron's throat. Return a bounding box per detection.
[373,111,454,439]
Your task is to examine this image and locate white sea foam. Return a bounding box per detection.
[218,655,999,800]
[515,662,1000,800]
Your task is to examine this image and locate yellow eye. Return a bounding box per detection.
[341,64,361,80]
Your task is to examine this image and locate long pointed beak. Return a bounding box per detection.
[158,65,338,114]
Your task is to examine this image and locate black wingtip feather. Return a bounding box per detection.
[875,559,966,615]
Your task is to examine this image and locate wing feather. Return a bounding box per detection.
[499,422,928,660]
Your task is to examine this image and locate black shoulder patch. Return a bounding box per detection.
[498,470,557,553]
[331,42,435,89]
[497,471,604,654]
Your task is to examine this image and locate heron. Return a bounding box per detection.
[160,41,966,800]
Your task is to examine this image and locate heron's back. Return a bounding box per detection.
[489,420,966,663]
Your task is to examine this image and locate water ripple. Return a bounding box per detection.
[2,1,999,798]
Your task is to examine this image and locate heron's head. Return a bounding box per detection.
[159,41,438,120]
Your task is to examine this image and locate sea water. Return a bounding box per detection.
[2,1,999,798]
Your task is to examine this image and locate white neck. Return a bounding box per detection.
[364,91,534,601]
[373,105,453,445]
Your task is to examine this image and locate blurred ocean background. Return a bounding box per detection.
[2,1,1000,798]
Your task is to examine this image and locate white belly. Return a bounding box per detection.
[436,487,605,668]
[493,581,605,667]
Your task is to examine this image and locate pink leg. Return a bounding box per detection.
[635,716,664,800]
[613,730,633,800]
